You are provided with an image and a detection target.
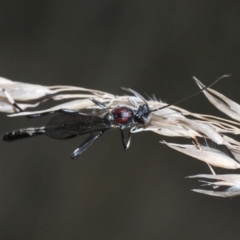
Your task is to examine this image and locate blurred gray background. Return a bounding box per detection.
[0,1,240,239]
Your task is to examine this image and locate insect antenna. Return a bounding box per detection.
[150,74,230,113]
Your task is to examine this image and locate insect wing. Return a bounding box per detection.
[45,112,111,139]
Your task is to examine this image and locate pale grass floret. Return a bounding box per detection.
[195,78,240,121]
[161,141,240,169]
[187,174,240,197]
[1,76,240,197]
[0,76,113,113]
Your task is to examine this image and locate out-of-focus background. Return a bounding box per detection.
[0,1,240,239]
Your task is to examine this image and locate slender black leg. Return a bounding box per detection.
[120,128,131,150]
[26,108,79,118]
[89,98,106,109]
[28,98,106,119]
[2,89,23,112]
[71,131,105,159]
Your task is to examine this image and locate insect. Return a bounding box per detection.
[2,76,226,158]
[2,97,148,159]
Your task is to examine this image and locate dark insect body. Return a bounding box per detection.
[2,76,227,158]
[2,102,148,159]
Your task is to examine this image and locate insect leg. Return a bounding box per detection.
[27,109,79,118]
[2,89,23,112]
[2,127,45,141]
[120,128,131,150]
[71,131,105,159]
[89,98,106,109]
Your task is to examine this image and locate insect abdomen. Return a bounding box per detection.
[2,127,45,141]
